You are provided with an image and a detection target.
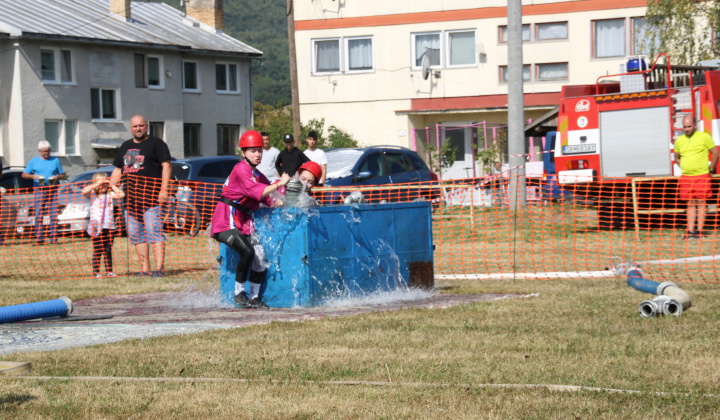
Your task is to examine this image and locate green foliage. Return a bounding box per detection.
[425,141,458,174]
[475,128,508,173]
[644,0,720,63]
[251,102,293,150]
[147,0,290,105]
[251,106,358,150]
[300,118,359,149]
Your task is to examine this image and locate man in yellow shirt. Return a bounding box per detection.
[674,115,719,239]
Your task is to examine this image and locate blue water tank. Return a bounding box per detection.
[626,58,647,72]
[219,201,434,308]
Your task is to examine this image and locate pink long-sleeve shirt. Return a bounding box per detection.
[210,160,273,235]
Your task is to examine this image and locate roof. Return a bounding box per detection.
[0,0,262,57]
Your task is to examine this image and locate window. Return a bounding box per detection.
[149,122,164,140]
[536,22,568,41]
[41,48,73,84]
[44,120,77,155]
[499,65,531,83]
[135,54,163,88]
[447,30,476,66]
[632,17,661,55]
[412,32,441,68]
[313,39,341,73]
[182,61,199,91]
[90,88,118,120]
[593,19,625,58]
[499,25,530,43]
[217,124,239,155]
[184,124,201,156]
[536,63,568,81]
[346,37,373,72]
[216,63,238,93]
[359,154,385,178]
[386,153,413,174]
[312,36,375,74]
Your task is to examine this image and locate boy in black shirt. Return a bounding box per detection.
[275,134,309,177]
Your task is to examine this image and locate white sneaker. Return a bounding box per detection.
[107,272,117,277]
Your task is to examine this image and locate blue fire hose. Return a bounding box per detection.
[626,269,691,317]
[0,296,73,324]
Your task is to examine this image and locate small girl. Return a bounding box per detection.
[211,130,290,308]
[82,172,125,278]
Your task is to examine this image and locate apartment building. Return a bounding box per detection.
[293,0,655,178]
[0,0,261,176]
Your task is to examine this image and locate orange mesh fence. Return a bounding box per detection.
[2,173,720,283]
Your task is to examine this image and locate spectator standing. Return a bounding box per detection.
[110,115,172,276]
[674,115,719,239]
[275,134,309,177]
[257,132,280,181]
[22,141,65,244]
[82,172,125,278]
[303,130,327,185]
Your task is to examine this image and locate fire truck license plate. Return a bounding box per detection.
[563,144,596,155]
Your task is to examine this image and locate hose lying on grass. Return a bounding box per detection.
[626,269,691,318]
[0,296,73,324]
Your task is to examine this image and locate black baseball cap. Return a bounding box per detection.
[283,134,294,142]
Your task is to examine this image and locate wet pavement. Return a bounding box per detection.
[0,292,522,355]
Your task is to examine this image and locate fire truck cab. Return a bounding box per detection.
[555,54,720,194]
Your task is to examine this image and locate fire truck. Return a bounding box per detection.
[554,54,720,228]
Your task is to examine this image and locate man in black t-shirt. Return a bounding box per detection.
[275,134,309,177]
[110,115,172,277]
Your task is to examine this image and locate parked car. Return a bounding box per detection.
[1,167,34,238]
[171,155,244,232]
[318,146,438,204]
[14,166,119,236]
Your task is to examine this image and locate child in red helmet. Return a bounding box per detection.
[210,130,291,308]
[297,161,321,193]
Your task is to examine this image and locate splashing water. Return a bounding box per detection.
[161,226,231,309]
[323,287,434,308]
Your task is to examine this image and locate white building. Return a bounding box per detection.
[293,0,655,178]
[0,0,261,176]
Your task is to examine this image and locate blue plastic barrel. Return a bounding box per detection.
[0,296,73,324]
[219,202,434,308]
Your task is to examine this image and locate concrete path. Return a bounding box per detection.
[0,291,521,355]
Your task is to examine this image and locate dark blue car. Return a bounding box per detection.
[171,156,243,233]
[319,146,438,204]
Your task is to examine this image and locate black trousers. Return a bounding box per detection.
[91,228,114,273]
[213,229,257,285]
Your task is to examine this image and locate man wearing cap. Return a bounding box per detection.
[275,134,310,177]
[303,130,327,185]
[257,132,280,182]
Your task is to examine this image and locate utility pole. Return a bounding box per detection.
[507,0,527,210]
[287,0,302,146]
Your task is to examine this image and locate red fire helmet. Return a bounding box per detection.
[298,161,322,181]
[238,130,264,149]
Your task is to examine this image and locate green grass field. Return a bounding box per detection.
[2,203,720,417]
[2,278,720,418]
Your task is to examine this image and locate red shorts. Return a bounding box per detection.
[679,174,712,201]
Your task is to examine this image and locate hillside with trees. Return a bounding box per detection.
[149,0,290,106]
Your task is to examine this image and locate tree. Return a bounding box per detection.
[300,118,359,149]
[475,128,508,174]
[252,108,359,150]
[425,141,458,176]
[644,0,720,64]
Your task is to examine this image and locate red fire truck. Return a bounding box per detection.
[554,54,720,228]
